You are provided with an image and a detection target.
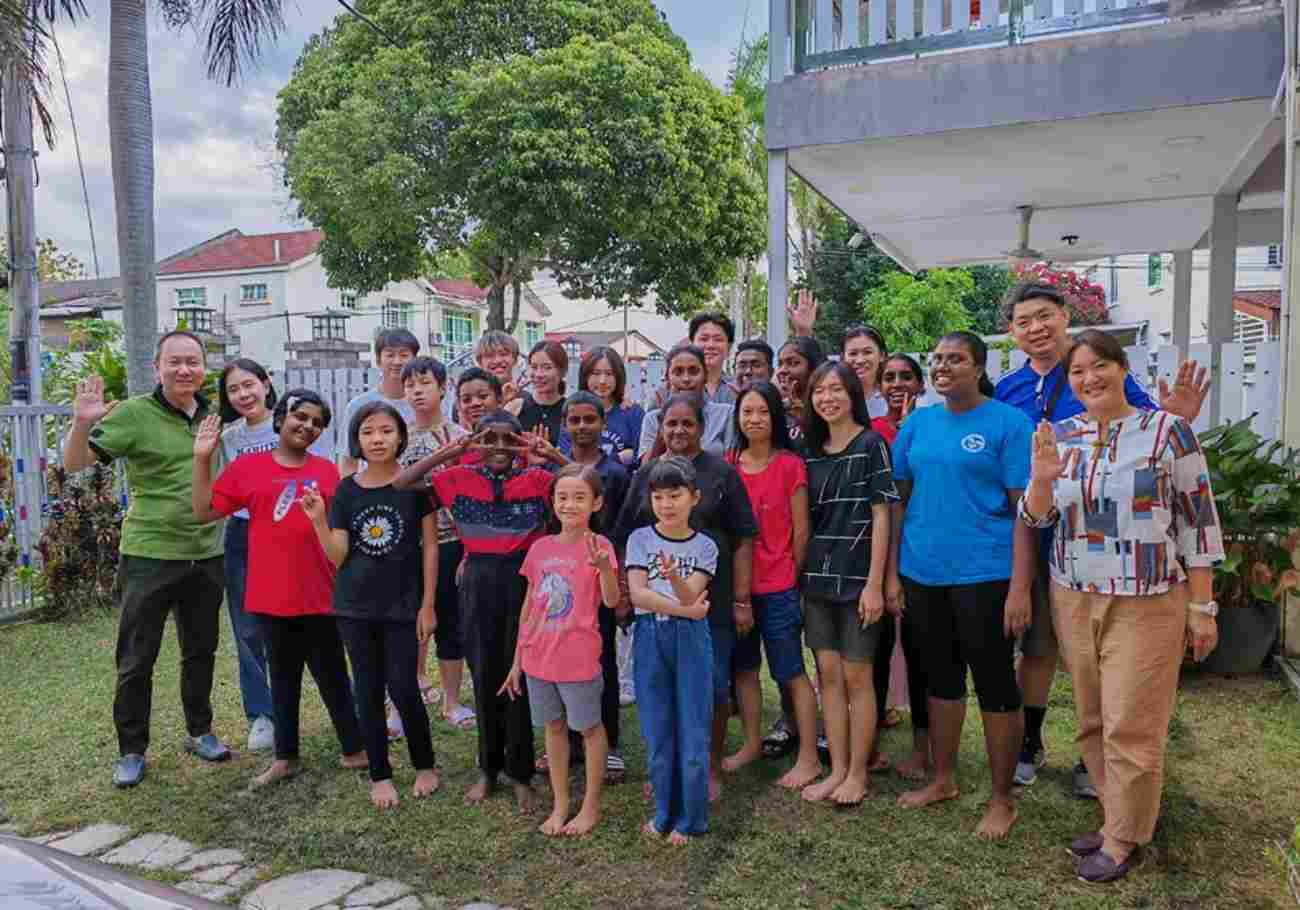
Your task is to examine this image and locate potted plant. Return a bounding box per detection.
[1196,417,1300,674]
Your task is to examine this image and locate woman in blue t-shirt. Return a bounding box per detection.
[887,331,1036,842]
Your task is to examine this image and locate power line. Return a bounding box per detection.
[52,22,98,278]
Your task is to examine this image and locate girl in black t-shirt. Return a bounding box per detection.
[508,340,568,444]
[303,401,439,811]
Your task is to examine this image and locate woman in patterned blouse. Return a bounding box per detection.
[1020,329,1224,884]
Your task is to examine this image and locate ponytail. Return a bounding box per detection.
[979,374,996,398]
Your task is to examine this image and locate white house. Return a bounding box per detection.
[154,228,552,371]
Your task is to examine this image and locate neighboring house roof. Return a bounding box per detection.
[426,278,552,320]
[1233,290,1281,311]
[39,277,123,309]
[158,228,323,276]
[543,329,666,356]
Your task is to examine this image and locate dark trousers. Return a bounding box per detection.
[570,605,621,754]
[873,611,897,726]
[260,614,364,762]
[900,607,931,731]
[336,617,435,782]
[114,555,225,756]
[462,554,534,783]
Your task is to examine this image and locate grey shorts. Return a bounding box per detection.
[803,596,881,663]
[526,674,604,732]
[1018,562,1058,659]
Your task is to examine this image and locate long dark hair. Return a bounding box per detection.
[528,340,569,395]
[779,336,826,374]
[272,388,332,434]
[731,382,792,454]
[218,358,277,424]
[579,345,627,405]
[937,330,996,398]
[803,361,870,454]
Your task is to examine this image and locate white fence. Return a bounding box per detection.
[0,339,1284,620]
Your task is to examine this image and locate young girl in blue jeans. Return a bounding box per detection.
[626,456,716,845]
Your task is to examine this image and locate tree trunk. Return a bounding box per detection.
[110,0,158,396]
[486,281,506,331]
[506,280,522,335]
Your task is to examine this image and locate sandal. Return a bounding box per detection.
[882,708,902,729]
[605,751,627,784]
[761,718,798,760]
[385,698,404,742]
[444,704,476,730]
[419,679,442,707]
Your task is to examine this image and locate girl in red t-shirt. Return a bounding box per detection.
[724,382,821,791]
[192,389,368,790]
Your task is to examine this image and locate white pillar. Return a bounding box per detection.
[1281,0,1300,452]
[1172,250,1193,357]
[1207,194,1239,425]
[767,152,789,355]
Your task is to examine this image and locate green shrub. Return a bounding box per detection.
[36,465,122,621]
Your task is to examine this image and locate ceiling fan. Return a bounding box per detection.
[1003,204,1103,265]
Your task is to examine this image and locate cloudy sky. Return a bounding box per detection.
[17,0,761,282]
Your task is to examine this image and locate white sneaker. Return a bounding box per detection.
[247,716,275,753]
[619,683,636,707]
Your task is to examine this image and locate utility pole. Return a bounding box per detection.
[4,40,43,405]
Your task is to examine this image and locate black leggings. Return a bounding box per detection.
[872,613,896,727]
[261,614,364,762]
[336,617,435,782]
[898,613,930,731]
[900,576,1021,713]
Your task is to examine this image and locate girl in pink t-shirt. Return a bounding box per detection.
[502,463,620,837]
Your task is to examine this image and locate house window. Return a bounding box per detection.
[1146,254,1163,289]
[525,321,542,349]
[311,314,349,341]
[1268,245,1283,268]
[383,299,413,330]
[340,291,358,310]
[240,283,269,304]
[176,287,207,307]
[443,309,474,359]
[174,307,212,333]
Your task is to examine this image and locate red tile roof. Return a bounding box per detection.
[158,229,323,275]
[1233,290,1281,310]
[428,278,490,303]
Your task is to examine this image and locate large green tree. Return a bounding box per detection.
[865,269,974,355]
[277,1,764,331]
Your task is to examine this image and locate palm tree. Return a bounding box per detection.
[3,0,288,394]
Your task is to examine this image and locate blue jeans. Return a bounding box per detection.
[635,615,713,836]
[224,518,273,721]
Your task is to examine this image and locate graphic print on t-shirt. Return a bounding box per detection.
[351,503,405,557]
[645,550,703,583]
[537,572,575,622]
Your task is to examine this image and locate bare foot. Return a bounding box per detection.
[868,752,891,772]
[562,808,600,837]
[667,830,692,846]
[413,769,440,798]
[898,780,959,809]
[540,810,568,836]
[721,744,761,774]
[642,818,665,837]
[974,798,1018,841]
[339,752,368,770]
[777,759,822,790]
[894,751,930,781]
[464,773,493,805]
[513,780,537,814]
[830,773,868,806]
[371,779,400,810]
[251,760,299,789]
[643,781,654,801]
[708,773,723,803]
[802,771,847,803]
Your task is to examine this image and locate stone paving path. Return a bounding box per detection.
[21,823,516,910]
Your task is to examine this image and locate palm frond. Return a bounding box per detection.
[0,0,87,148]
[189,0,286,86]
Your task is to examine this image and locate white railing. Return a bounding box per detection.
[780,0,1171,73]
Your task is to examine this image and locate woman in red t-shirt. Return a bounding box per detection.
[870,354,925,445]
[193,389,368,789]
[723,382,821,791]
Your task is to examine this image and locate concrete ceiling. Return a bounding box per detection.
[789,99,1281,269]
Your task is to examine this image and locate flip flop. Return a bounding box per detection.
[419,681,442,707]
[761,720,798,760]
[445,704,476,730]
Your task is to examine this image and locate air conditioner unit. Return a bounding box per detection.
[431,332,445,344]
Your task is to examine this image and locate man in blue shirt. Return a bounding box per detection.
[995,281,1208,796]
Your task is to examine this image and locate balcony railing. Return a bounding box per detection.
[779,0,1170,74]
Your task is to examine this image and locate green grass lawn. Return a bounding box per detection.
[1,610,1297,909]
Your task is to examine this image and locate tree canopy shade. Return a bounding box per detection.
[276,1,764,329]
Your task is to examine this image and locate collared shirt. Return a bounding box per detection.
[1019,409,1224,596]
[996,360,1156,424]
[89,386,223,560]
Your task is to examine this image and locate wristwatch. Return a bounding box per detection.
[1188,600,1219,617]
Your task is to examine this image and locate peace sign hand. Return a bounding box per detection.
[900,392,917,421]
[586,532,612,571]
[658,551,680,579]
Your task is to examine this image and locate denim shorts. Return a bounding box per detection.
[709,621,736,706]
[733,587,807,684]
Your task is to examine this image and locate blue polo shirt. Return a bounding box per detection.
[995,361,1156,424]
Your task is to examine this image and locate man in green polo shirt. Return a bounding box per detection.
[64,331,232,788]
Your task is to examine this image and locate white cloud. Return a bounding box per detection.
[12,1,754,280]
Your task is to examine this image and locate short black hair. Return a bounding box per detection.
[661,391,705,424]
[401,356,447,386]
[689,312,735,344]
[1002,281,1067,326]
[273,388,331,434]
[779,336,826,372]
[456,367,502,397]
[156,330,206,361]
[665,342,707,372]
[735,339,774,368]
[218,357,277,423]
[647,455,698,493]
[1066,329,1130,373]
[374,328,420,359]
[563,390,607,421]
[348,401,409,460]
[474,409,523,434]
